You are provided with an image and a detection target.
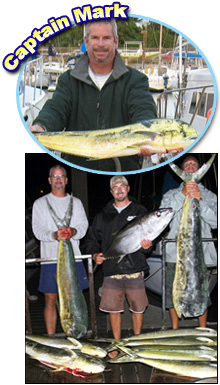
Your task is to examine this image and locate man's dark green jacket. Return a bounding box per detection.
[33,51,157,171]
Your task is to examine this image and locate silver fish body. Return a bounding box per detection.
[104,208,173,263]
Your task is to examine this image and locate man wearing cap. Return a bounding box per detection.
[160,155,217,329]
[86,176,152,351]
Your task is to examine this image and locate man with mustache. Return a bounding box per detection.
[29,20,157,172]
[32,165,89,335]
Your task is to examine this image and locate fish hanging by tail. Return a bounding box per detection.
[169,154,216,318]
[46,197,88,338]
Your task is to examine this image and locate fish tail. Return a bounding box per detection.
[169,154,216,183]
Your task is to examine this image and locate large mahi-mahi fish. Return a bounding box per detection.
[169,154,216,318]
[46,197,88,338]
[34,119,198,159]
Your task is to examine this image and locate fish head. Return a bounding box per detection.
[73,354,106,374]
[141,208,174,240]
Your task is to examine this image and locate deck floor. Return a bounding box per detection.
[25,266,217,384]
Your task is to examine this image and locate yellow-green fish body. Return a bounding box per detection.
[57,239,88,338]
[170,154,216,318]
[34,119,198,160]
[25,339,106,376]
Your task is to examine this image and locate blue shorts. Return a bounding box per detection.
[38,262,89,293]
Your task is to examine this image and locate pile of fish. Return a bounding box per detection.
[26,327,217,379]
[25,334,107,377]
[34,118,198,160]
[169,154,216,318]
[106,327,217,379]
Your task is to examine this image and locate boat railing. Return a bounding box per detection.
[156,84,214,124]
[20,56,44,109]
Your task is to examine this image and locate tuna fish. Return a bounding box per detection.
[34,119,198,160]
[169,154,216,318]
[104,208,173,263]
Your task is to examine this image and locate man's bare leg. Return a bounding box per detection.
[44,293,57,335]
[169,308,179,329]
[132,312,144,335]
[198,309,208,327]
[108,313,122,358]
[109,312,121,339]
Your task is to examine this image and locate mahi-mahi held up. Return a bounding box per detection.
[169,154,216,318]
[34,119,198,160]
[46,197,88,338]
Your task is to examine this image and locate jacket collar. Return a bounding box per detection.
[70,51,128,85]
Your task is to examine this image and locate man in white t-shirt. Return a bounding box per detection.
[32,165,89,334]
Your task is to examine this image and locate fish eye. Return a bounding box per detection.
[156,211,161,217]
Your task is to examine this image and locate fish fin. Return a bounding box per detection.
[117,255,126,264]
[67,337,82,349]
[195,327,215,332]
[196,337,214,343]
[72,369,88,378]
[198,346,215,351]
[170,154,216,183]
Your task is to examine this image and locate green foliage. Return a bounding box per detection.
[43,19,177,49]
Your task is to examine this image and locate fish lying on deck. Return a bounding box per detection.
[108,347,217,379]
[25,339,106,377]
[106,335,217,351]
[169,154,216,318]
[119,345,217,361]
[34,119,198,160]
[104,208,174,264]
[25,334,107,358]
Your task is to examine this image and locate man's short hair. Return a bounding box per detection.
[84,19,118,42]
[49,165,67,177]
[181,155,199,170]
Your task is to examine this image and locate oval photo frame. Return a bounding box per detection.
[17,14,217,175]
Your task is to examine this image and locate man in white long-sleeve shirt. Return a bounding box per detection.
[160,155,217,329]
[32,165,89,334]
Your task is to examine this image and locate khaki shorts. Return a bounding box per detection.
[99,272,148,313]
